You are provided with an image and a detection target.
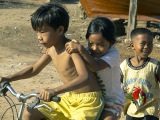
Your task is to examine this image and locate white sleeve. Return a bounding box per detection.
[101,47,120,68]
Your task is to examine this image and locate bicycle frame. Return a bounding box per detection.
[18,102,25,120]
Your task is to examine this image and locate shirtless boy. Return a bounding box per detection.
[0,3,104,120]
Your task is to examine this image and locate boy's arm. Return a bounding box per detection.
[39,53,89,101]
[120,60,126,83]
[0,54,51,82]
[65,41,109,72]
[157,62,160,82]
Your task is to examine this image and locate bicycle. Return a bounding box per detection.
[0,81,61,120]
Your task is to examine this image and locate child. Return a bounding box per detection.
[65,17,125,120]
[0,3,104,120]
[120,28,160,120]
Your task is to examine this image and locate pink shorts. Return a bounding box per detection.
[104,101,124,117]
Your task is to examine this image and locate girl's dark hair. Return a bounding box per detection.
[131,28,153,39]
[31,3,69,33]
[86,17,116,44]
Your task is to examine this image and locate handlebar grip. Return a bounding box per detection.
[0,81,10,96]
[0,81,9,88]
[50,96,61,102]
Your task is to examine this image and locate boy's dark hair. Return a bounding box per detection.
[131,28,153,39]
[31,3,69,33]
[86,17,116,44]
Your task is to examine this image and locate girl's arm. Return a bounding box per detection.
[65,41,109,72]
[79,46,109,72]
[157,62,160,82]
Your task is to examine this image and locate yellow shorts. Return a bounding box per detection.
[38,91,104,120]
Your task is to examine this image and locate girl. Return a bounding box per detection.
[65,17,125,120]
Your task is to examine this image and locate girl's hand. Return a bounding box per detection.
[158,106,160,116]
[39,89,57,102]
[65,39,83,54]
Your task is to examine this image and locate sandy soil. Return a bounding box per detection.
[0,0,160,120]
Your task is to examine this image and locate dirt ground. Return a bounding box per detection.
[0,0,160,120]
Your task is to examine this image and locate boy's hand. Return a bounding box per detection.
[0,76,9,83]
[39,89,57,102]
[65,39,84,54]
[0,76,2,82]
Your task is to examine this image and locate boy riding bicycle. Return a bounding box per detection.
[0,3,104,120]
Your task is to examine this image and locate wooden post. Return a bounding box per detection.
[126,0,138,42]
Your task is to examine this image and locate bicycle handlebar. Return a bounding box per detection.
[0,81,61,103]
[0,81,61,119]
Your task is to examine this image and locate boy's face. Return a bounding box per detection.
[88,33,111,58]
[131,33,153,59]
[36,24,62,49]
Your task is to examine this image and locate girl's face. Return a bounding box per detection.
[36,24,61,49]
[88,33,111,58]
[131,33,153,59]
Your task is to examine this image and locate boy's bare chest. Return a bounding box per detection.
[50,52,77,80]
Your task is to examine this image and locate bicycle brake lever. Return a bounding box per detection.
[27,98,40,109]
[27,99,53,112]
[33,104,53,112]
